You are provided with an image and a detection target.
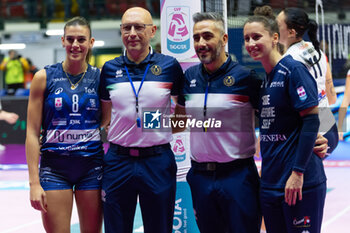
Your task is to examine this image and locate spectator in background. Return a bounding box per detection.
[24,58,39,89]
[0,50,29,95]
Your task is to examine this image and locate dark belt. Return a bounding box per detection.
[191,157,253,172]
[110,143,171,157]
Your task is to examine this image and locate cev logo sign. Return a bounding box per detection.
[167,6,190,54]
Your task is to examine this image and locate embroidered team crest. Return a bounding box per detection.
[297,86,307,101]
[151,65,162,75]
[223,76,235,86]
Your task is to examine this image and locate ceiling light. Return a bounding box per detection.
[94,40,105,47]
[45,29,64,36]
[0,43,26,50]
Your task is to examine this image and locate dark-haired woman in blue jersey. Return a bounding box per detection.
[243,6,326,233]
[26,17,104,233]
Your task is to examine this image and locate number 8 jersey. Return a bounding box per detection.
[40,63,103,157]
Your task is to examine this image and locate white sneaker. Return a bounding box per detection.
[0,144,5,151]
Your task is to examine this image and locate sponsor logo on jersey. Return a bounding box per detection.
[318,89,327,101]
[223,76,235,86]
[293,216,311,228]
[260,134,287,142]
[86,107,98,111]
[261,118,275,129]
[46,129,101,143]
[83,78,95,84]
[55,98,62,111]
[151,65,162,75]
[55,87,64,95]
[85,120,97,124]
[270,81,284,88]
[69,113,81,116]
[277,70,287,75]
[86,99,98,111]
[190,79,196,87]
[262,95,270,106]
[143,110,162,129]
[57,145,88,151]
[69,119,81,125]
[52,118,67,126]
[53,77,66,82]
[85,87,97,95]
[90,99,96,108]
[297,86,307,101]
[115,69,123,78]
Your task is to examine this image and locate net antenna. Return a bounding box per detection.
[202,0,228,52]
[316,0,328,63]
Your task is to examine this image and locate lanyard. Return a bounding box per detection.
[125,64,150,127]
[203,82,210,117]
[203,81,210,132]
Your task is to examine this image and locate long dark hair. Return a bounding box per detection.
[282,8,321,63]
[64,16,92,63]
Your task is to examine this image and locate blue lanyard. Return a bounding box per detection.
[203,81,210,132]
[125,64,150,127]
[203,81,210,117]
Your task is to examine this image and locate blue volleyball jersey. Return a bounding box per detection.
[259,55,326,189]
[183,56,262,162]
[100,48,184,147]
[41,63,103,157]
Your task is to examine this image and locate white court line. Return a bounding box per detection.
[0,220,42,233]
[322,204,350,229]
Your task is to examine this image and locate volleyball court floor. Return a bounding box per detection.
[0,143,349,233]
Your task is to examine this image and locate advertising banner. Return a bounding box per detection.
[160,0,200,65]
[160,1,200,232]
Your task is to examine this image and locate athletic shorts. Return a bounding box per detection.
[39,153,103,191]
